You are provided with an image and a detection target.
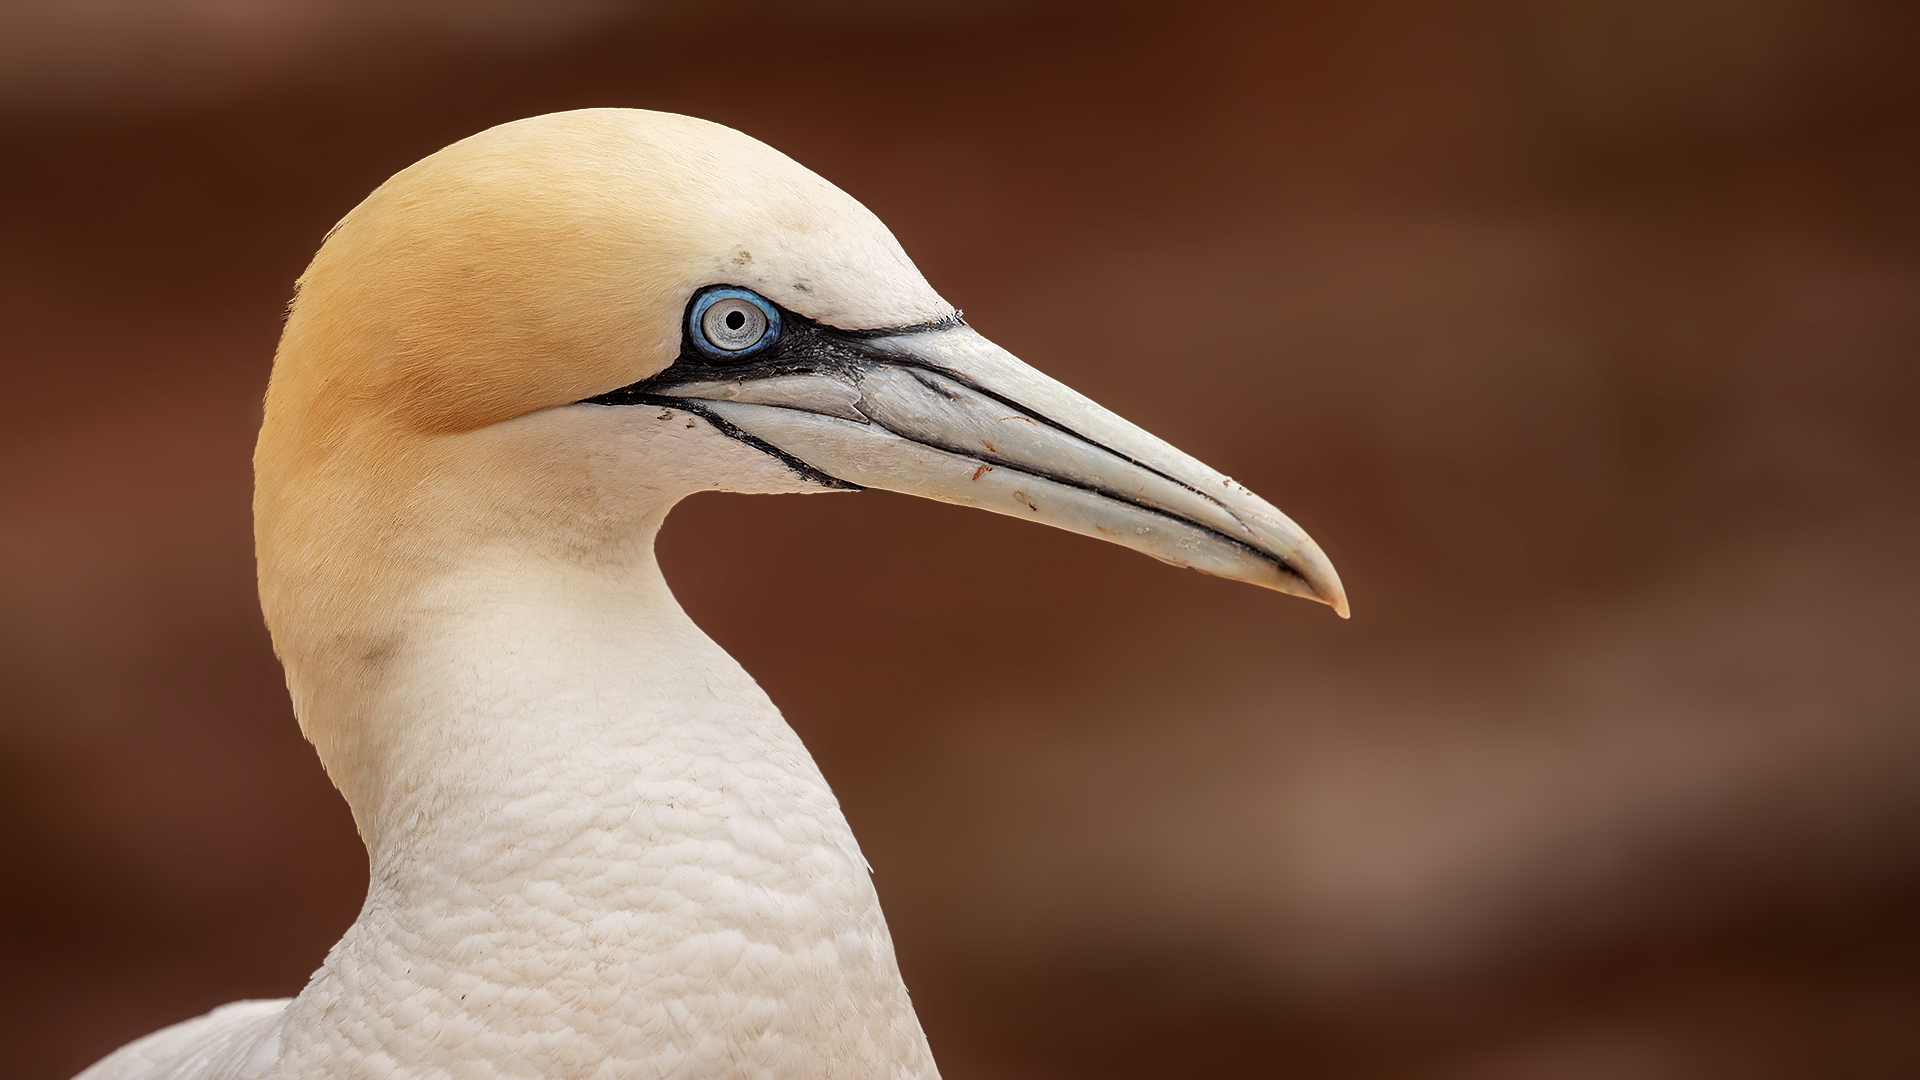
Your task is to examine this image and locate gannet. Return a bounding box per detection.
[78,109,1346,1080]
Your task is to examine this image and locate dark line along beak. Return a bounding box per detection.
[607,323,1347,617]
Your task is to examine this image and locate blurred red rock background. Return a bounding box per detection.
[3,1,1917,1076]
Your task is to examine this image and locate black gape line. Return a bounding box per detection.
[579,289,968,491]
[580,287,1317,593]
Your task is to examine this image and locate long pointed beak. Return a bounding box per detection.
[650,325,1347,617]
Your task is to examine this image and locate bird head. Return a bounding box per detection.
[256,109,1345,778]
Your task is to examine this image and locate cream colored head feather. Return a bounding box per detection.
[256,111,948,801]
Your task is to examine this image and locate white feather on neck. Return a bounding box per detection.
[267,404,936,1078]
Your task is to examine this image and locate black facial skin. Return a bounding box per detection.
[586,289,966,403]
[577,287,965,489]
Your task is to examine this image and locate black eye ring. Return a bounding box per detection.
[688,287,782,361]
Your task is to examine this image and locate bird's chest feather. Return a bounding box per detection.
[274,688,933,1078]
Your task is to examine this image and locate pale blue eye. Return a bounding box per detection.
[689,287,781,360]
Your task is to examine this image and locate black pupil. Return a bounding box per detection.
[725,310,746,331]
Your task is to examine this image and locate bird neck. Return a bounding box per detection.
[277,530,936,1075]
[348,536,778,871]
[253,401,935,1073]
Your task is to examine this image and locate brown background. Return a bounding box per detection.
[3,1,1917,1077]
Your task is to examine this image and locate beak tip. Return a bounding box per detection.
[1267,561,1349,618]
[1313,577,1351,619]
[1296,555,1349,620]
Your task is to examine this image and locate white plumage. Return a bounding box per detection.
[79,109,1344,1080]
